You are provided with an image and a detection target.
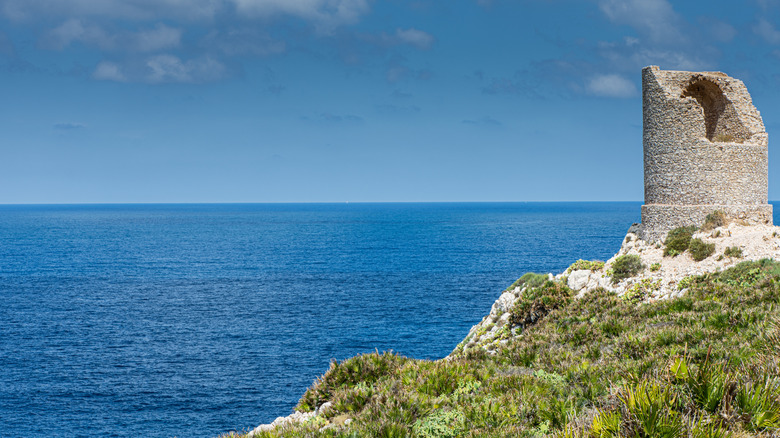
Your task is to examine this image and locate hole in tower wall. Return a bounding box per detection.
[681,78,748,143]
[681,79,726,141]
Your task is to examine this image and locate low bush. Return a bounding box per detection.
[297,351,409,412]
[714,259,780,287]
[735,376,780,431]
[701,210,728,232]
[505,272,548,291]
[413,409,465,438]
[650,263,661,272]
[508,281,572,330]
[724,246,743,258]
[566,259,605,273]
[611,254,644,283]
[689,238,715,261]
[664,226,697,257]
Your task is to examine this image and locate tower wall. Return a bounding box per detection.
[641,66,772,241]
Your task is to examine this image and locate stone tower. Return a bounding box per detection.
[640,66,772,242]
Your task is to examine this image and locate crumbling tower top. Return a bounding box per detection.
[640,66,772,241]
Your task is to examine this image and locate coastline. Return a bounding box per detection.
[237,219,780,437]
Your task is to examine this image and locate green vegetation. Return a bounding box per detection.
[566,259,605,273]
[664,226,697,257]
[725,246,744,258]
[701,210,728,232]
[508,281,573,330]
[505,272,549,291]
[611,254,644,284]
[223,260,780,438]
[689,238,716,261]
[650,262,661,272]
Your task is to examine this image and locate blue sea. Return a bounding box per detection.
[2,202,647,437]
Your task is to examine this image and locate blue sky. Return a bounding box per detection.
[2,0,780,203]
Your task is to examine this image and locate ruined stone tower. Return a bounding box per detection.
[640,66,772,241]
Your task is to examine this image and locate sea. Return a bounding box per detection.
[0,201,722,437]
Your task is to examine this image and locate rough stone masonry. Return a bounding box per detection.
[640,65,773,242]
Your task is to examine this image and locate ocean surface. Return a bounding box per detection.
[1,202,662,437]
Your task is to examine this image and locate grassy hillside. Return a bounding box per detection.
[227,259,780,438]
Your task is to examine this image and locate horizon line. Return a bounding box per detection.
[0,200,654,206]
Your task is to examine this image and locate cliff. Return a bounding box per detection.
[227,216,780,437]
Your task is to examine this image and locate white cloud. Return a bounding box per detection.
[42,20,181,52]
[1,0,222,21]
[586,74,638,98]
[754,18,780,44]
[1,0,370,31]
[700,17,736,43]
[92,55,226,83]
[93,61,126,81]
[394,28,434,50]
[43,19,112,50]
[596,37,713,72]
[599,0,685,45]
[144,54,226,83]
[232,0,370,32]
[133,24,183,52]
[201,29,286,56]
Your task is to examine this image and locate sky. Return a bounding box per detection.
[3,0,780,203]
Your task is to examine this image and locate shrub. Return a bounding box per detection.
[508,281,573,330]
[650,263,661,272]
[714,259,780,287]
[589,410,621,438]
[619,380,684,438]
[566,259,605,273]
[689,238,715,261]
[664,226,697,257]
[735,376,780,431]
[413,409,465,438]
[611,254,644,284]
[506,272,549,291]
[723,247,743,258]
[677,276,694,291]
[701,210,728,232]
[297,351,409,411]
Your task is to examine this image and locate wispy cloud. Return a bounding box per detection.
[393,28,434,50]
[53,122,86,130]
[385,55,432,83]
[0,0,382,84]
[319,112,364,123]
[586,74,638,98]
[201,29,286,56]
[93,61,126,81]
[754,18,780,44]
[699,17,737,43]
[145,54,226,83]
[0,0,222,21]
[462,116,502,127]
[599,0,685,45]
[93,55,227,83]
[41,20,182,52]
[232,0,370,33]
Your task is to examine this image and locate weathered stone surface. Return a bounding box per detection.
[452,222,780,358]
[567,270,590,291]
[248,411,316,436]
[640,66,772,242]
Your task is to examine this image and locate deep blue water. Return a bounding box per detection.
[0,202,643,437]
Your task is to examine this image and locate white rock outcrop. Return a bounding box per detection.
[454,222,780,356]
